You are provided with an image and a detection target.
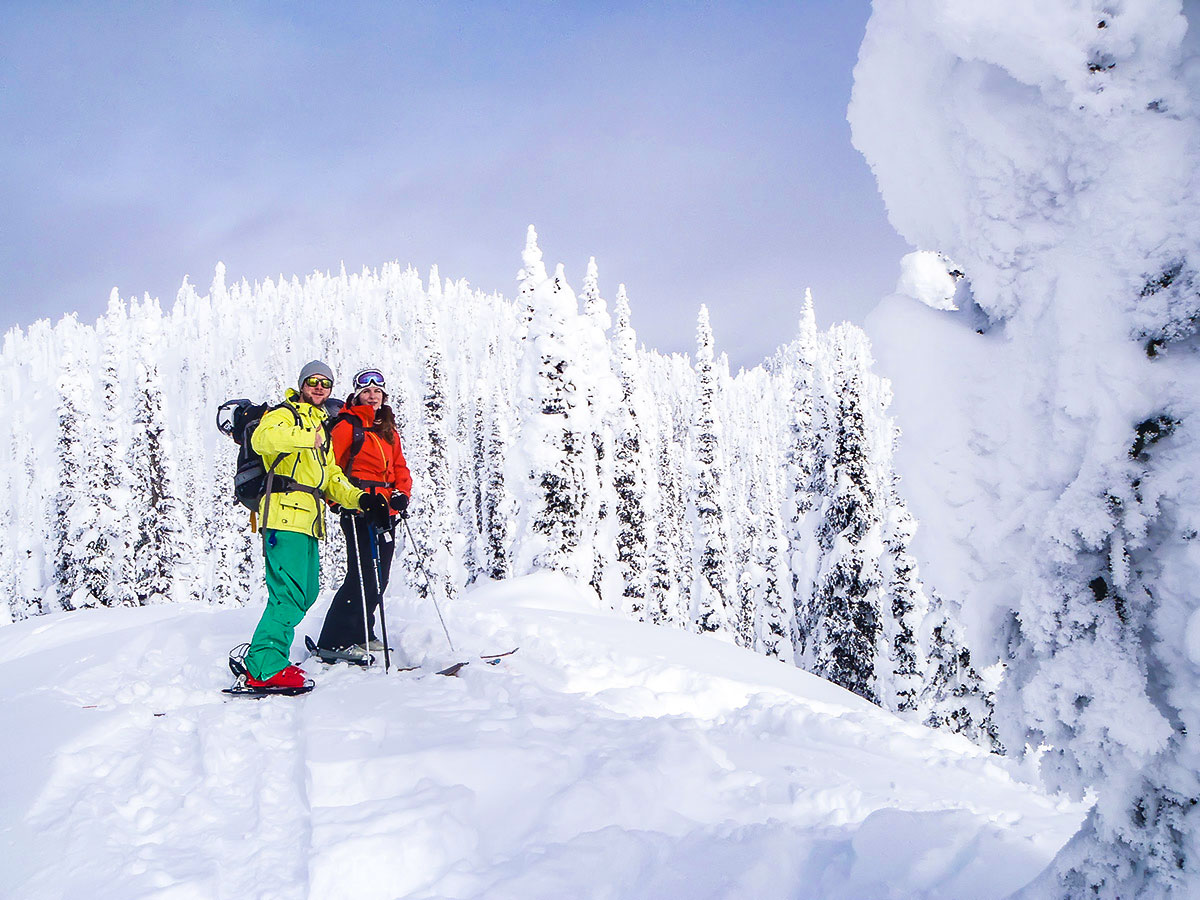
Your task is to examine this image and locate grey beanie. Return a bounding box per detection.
[297,359,335,388]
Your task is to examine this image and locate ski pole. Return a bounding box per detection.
[349,513,373,669]
[402,516,456,653]
[367,522,392,673]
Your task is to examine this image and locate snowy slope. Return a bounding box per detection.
[0,573,1080,900]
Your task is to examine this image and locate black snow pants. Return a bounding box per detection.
[317,511,399,650]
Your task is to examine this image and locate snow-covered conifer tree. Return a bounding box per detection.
[412,303,458,604]
[747,395,793,662]
[204,452,246,605]
[853,360,930,714]
[644,355,696,628]
[920,591,1000,752]
[689,306,734,637]
[53,323,104,611]
[514,227,541,339]
[648,426,689,627]
[481,384,514,581]
[462,385,487,585]
[876,481,926,714]
[608,285,652,618]
[511,231,594,581]
[2,356,44,621]
[128,357,185,605]
[579,258,620,607]
[94,293,136,607]
[782,291,822,654]
[800,325,885,701]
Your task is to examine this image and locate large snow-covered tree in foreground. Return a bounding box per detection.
[851,1,1200,895]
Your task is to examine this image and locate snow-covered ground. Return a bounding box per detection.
[0,573,1082,900]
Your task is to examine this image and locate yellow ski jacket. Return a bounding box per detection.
[251,389,364,539]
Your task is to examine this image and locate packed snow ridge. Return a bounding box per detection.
[1,573,1080,900]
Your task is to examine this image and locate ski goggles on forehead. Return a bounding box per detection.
[353,370,386,389]
[303,376,333,389]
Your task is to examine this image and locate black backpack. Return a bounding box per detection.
[216,399,298,510]
[217,396,347,510]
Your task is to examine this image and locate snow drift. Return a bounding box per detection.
[0,573,1079,899]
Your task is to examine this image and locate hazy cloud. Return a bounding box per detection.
[0,1,909,366]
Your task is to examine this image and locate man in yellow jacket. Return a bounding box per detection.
[243,360,390,690]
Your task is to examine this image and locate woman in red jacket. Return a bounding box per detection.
[315,367,413,662]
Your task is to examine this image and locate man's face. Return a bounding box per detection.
[299,376,333,407]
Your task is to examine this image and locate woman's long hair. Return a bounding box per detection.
[373,403,397,445]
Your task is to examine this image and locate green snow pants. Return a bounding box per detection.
[244,529,320,680]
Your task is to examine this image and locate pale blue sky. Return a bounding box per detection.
[0,1,909,367]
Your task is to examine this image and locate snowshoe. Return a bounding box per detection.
[224,644,314,697]
[224,678,314,698]
[222,672,312,700]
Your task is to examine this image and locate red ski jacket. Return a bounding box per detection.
[329,405,413,505]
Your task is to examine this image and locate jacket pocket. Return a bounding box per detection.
[276,496,311,528]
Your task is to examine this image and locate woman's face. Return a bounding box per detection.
[357,385,384,410]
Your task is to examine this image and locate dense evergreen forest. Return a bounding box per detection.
[0,228,993,745]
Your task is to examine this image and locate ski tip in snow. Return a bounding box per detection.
[480,647,518,665]
[428,648,517,676]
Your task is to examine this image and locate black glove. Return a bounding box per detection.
[389,493,409,517]
[359,493,390,530]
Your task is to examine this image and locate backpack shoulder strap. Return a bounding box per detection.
[275,400,302,425]
[258,401,308,532]
[331,411,366,478]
